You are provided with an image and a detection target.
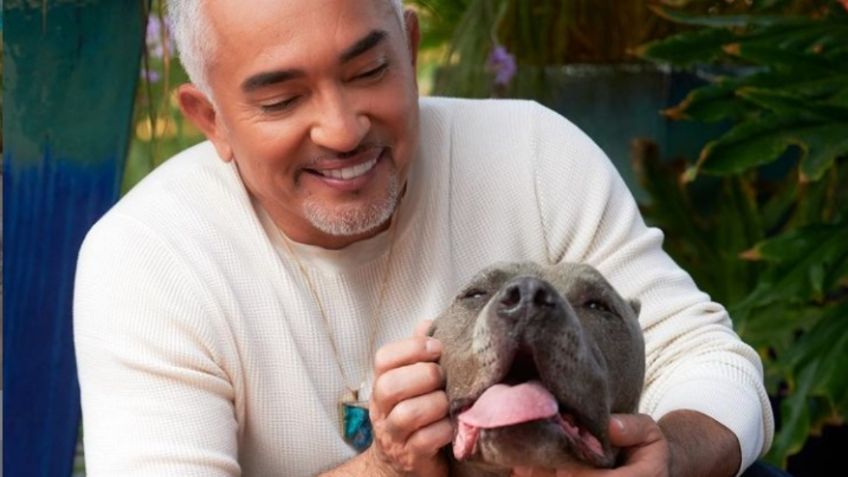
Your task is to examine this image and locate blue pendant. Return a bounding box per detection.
[342,401,373,452]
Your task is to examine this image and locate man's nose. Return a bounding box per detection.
[309,89,370,152]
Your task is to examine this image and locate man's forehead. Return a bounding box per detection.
[203,0,402,86]
[205,0,398,39]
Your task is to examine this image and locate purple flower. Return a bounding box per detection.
[145,15,173,59]
[141,69,161,83]
[487,45,517,86]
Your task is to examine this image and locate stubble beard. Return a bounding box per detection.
[301,168,401,237]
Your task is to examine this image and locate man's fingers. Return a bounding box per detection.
[374,336,442,375]
[372,361,445,415]
[383,390,449,440]
[405,416,454,456]
[608,413,663,448]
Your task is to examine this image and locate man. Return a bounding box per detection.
[73,0,773,476]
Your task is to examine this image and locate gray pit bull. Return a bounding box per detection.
[429,262,645,477]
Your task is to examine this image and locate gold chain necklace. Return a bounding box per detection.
[275,216,398,451]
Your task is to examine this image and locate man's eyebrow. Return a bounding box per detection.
[241,69,306,93]
[240,30,388,93]
[340,30,387,63]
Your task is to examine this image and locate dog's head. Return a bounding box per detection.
[429,262,644,473]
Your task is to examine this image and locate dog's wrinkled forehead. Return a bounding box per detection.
[460,261,607,295]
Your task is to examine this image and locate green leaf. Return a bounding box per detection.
[730,43,848,75]
[696,116,803,175]
[764,302,848,464]
[664,79,750,122]
[753,222,848,262]
[738,222,848,309]
[796,123,848,181]
[741,21,848,54]
[737,88,848,121]
[696,116,848,181]
[714,178,765,304]
[667,71,848,123]
[649,5,792,28]
[768,361,816,465]
[638,28,736,67]
[767,302,848,465]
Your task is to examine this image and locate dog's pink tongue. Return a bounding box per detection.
[454,381,558,460]
[460,381,559,428]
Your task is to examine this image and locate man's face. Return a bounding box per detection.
[189,0,420,248]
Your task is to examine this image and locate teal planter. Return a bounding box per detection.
[534,64,727,203]
[3,1,145,475]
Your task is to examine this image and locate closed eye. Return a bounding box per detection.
[584,300,613,314]
[352,62,389,82]
[260,96,301,114]
[461,288,488,300]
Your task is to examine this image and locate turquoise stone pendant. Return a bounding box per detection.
[342,400,372,452]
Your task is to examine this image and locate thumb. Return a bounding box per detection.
[608,413,661,448]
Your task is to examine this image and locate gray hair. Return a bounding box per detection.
[168,0,405,100]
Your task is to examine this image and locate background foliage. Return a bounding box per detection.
[122,0,203,194]
[638,0,848,466]
[413,0,847,469]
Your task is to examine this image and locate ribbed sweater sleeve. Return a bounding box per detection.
[74,213,241,476]
[527,103,774,474]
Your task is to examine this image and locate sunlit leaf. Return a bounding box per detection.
[638,28,736,67]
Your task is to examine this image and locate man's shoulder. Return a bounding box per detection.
[88,141,253,249]
[418,96,585,148]
[420,96,555,124]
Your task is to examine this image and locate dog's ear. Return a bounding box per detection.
[628,299,641,317]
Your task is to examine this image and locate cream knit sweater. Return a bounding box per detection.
[74,97,773,476]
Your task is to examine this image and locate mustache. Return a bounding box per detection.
[307,142,390,165]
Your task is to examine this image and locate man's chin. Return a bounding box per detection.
[303,193,399,238]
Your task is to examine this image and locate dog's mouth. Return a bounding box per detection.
[451,347,606,464]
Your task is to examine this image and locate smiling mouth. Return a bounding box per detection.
[304,148,383,181]
[311,157,378,180]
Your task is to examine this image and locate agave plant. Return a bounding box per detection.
[638,0,848,466]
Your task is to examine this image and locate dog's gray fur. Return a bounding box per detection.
[429,262,645,477]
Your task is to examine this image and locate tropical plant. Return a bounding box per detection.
[637,0,848,467]
[408,0,825,99]
[410,0,683,98]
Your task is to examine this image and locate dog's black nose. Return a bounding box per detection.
[498,276,557,321]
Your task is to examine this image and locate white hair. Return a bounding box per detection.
[168,0,405,100]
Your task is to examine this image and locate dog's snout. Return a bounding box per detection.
[498,276,557,321]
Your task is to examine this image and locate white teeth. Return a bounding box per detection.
[322,158,378,180]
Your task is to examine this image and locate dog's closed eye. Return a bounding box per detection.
[583,300,613,314]
[461,288,489,300]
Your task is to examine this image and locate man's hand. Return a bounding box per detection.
[511,414,669,477]
[366,320,453,476]
[511,410,741,477]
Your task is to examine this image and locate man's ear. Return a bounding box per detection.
[177,83,233,162]
[403,8,420,70]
